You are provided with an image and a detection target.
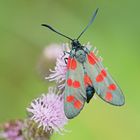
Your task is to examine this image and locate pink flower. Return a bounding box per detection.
[27,87,68,134]
[45,43,70,90]
[37,43,69,78]
[42,43,64,60]
[0,120,24,140]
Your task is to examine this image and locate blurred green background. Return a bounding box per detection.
[0,0,140,140]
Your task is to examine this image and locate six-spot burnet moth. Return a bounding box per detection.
[42,8,125,119]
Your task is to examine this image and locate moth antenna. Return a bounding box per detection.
[42,24,73,41]
[77,8,99,40]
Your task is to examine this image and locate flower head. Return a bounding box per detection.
[45,43,70,90]
[0,120,24,140]
[37,43,65,78]
[43,43,64,60]
[27,87,68,134]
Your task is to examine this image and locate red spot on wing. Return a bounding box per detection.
[101,69,107,77]
[66,95,75,102]
[67,78,73,86]
[67,57,71,69]
[96,69,107,82]
[105,92,113,101]
[96,74,104,82]
[90,52,98,60]
[67,79,81,88]
[108,84,117,91]
[74,100,82,109]
[71,58,77,70]
[87,52,98,65]
[73,81,80,88]
[84,74,92,86]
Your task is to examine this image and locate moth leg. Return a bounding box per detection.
[83,47,90,54]
[64,58,68,64]
[61,51,70,64]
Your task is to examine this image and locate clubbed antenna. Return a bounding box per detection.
[41,24,73,41]
[77,8,99,40]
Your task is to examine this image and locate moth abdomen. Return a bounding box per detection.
[86,85,95,103]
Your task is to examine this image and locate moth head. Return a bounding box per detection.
[71,39,81,47]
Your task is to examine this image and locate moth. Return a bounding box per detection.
[42,8,125,119]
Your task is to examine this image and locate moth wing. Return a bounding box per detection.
[84,51,125,106]
[64,56,86,119]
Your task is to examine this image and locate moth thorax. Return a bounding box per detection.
[75,49,86,63]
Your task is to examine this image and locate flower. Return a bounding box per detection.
[37,43,65,78]
[42,43,64,60]
[45,43,70,90]
[23,119,51,140]
[27,87,68,134]
[37,43,63,79]
[0,120,24,140]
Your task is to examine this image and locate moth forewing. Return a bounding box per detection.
[84,50,125,106]
[64,56,86,119]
